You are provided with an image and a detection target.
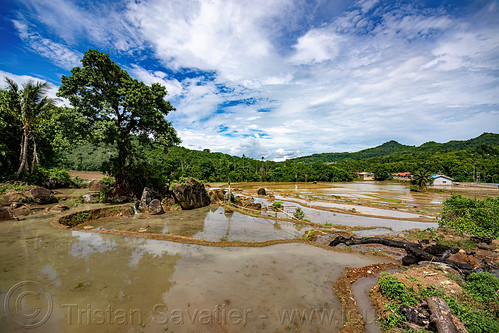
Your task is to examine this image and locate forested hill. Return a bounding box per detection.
[60,132,499,184]
[292,133,499,163]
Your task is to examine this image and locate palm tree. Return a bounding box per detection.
[4,78,57,177]
[412,170,432,191]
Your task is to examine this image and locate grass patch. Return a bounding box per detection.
[0,181,28,194]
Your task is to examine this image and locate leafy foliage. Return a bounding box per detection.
[378,273,418,306]
[377,272,499,333]
[57,50,180,193]
[465,272,499,303]
[272,201,283,209]
[440,194,499,238]
[2,77,57,177]
[293,207,306,220]
[293,133,499,183]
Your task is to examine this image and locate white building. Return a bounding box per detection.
[431,174,453,185]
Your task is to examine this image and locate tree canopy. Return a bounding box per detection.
[57,49,180,192]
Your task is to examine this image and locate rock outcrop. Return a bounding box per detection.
[257,188,266,196]
[11,205,31,217]
[140,187,164,214]
[50,205,69,213]
[172,179,210,210]
[0,190,25,206]
[88,179,107,192]
[0,207,13,221]
[208,189,225,203]
[147,199,164,215]
[30,187,57,204]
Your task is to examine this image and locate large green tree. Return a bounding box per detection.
[3,78,57,177]
[57,49,180,191]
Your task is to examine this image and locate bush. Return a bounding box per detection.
[409,185,420,192]
[71,176,88,188]
[378,273,418,306]
[440,194,499,238]
[0,181,28,194]
[25,167,72,188]
[465,272,499,303]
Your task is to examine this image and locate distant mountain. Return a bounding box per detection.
[292,133,499,163]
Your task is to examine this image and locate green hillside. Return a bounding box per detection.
[59,132,499,184]
[293,133,499,163]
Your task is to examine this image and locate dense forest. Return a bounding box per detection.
[57,133,499,184]
[1,49,498,190]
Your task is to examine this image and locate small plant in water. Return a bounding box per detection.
[293,207,306,220]
[273,201,282,209]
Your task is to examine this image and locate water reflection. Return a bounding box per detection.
[87,206,309,242]
[0,214,396,332]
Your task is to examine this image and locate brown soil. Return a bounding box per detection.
[334,263,401,333]
[370,264,466,332]
[68,170,106,180]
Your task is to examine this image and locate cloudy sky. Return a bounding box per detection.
[1,0,498,160]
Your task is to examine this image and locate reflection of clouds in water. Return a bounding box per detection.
[125,237,180,267]
[41,263,57,280]
[70,231,118,259]
[41,263,62,287]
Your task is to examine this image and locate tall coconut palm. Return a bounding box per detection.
[4,78,57,177]
[412,170,432,191]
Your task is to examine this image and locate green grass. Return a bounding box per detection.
[377,272,499,332]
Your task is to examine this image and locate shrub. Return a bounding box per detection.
[377,272,499,333]
[465,272,499,303]
[440,194,499,238]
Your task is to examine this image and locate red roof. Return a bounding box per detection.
[393,172,411,176]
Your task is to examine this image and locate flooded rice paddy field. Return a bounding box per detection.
[87,206,310,242]
[229,181,499,220]
[2,181,497,332]
[0,209,393,332]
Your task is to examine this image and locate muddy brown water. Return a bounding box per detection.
[5,181,482,332]
[0,204,397,332]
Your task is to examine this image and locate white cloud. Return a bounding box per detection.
[125,0,289,80]
[18,0,143,52]
[290,29,343,64]
[0,70,64,105]
[8,0,499,159]
[128,65,183,97]
[12,19,82,70]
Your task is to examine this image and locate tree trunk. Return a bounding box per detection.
[17,125,30,178]
[427,297,459,333]
[31,140,39,174]
[329,236,474,273]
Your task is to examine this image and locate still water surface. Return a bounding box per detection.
[0,206,394,332]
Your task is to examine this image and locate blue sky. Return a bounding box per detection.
[1,0,498,160]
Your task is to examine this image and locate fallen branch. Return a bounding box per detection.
[329,236,474,273]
